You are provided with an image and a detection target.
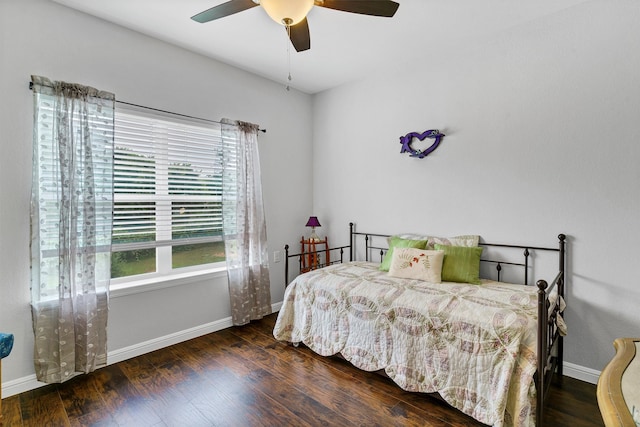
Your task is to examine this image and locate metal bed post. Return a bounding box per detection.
[349,222,354,262]
[557,234,566,377]
[284,244,290,285]
[536,278,549,427]
[524,248,530,286]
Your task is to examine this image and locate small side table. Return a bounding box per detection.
[0,333,15,424]
[597,337,640,426]
[300,237,330,273]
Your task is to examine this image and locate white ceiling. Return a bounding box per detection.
[52,0,588,94]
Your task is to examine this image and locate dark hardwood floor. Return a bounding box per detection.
[2,313,603,426]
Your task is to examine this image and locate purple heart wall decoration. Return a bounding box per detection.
[399,129,445,159]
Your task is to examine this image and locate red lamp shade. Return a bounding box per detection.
[305,216,321,228]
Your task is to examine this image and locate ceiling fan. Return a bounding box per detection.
[191,0,400,52]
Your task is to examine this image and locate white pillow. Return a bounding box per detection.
[427,235,479,250]
[394,234,479,250]
[388,248,445,283]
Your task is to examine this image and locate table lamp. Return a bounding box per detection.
[305,216,321,241]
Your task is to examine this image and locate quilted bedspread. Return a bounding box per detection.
[273,261,543,427]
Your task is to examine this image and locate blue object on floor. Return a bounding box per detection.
[0,333,14,359]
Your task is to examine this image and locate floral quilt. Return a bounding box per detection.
[273,261,545,427]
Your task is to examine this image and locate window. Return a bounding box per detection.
[111,105,232,281]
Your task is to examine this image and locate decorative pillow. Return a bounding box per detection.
[388,248,444,283]
[426,235,479,250]
[435,244,483,285]
[394,234,480,250]
[379,236,428,272]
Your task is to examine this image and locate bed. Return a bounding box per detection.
[273,223,566,427]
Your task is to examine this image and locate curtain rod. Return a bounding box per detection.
[28,81,266,133]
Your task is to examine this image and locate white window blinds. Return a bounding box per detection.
[112,105,233,253]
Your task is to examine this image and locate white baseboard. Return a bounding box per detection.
[108,316,233,365]
[271,301,283,314]
[562,361,600,385]
[1,374,41,399]
[2,301,283,398]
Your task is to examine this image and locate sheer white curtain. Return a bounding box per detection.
[30,75,114,383]
[221,119,271,326]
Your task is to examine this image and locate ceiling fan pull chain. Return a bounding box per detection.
[286,22,292,91]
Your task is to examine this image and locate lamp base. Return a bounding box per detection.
[309,228,320,242]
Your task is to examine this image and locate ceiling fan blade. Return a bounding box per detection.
[317,0,399,17]
[288,18,311,52]
[191,0,259,23]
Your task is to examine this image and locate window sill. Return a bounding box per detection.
[110,267,228,298]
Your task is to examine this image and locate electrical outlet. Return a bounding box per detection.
[273,250,282,263]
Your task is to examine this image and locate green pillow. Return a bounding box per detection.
[435,244,483,285]
[379,236,428,272]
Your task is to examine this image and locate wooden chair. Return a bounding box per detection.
[597,337,640,426]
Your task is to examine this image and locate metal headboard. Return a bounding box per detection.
[348,222,565,287]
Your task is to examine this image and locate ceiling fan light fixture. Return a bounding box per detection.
[260,0,314,26]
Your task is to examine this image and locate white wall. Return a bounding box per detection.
[0,0,313,394]
[313,0,640,376]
